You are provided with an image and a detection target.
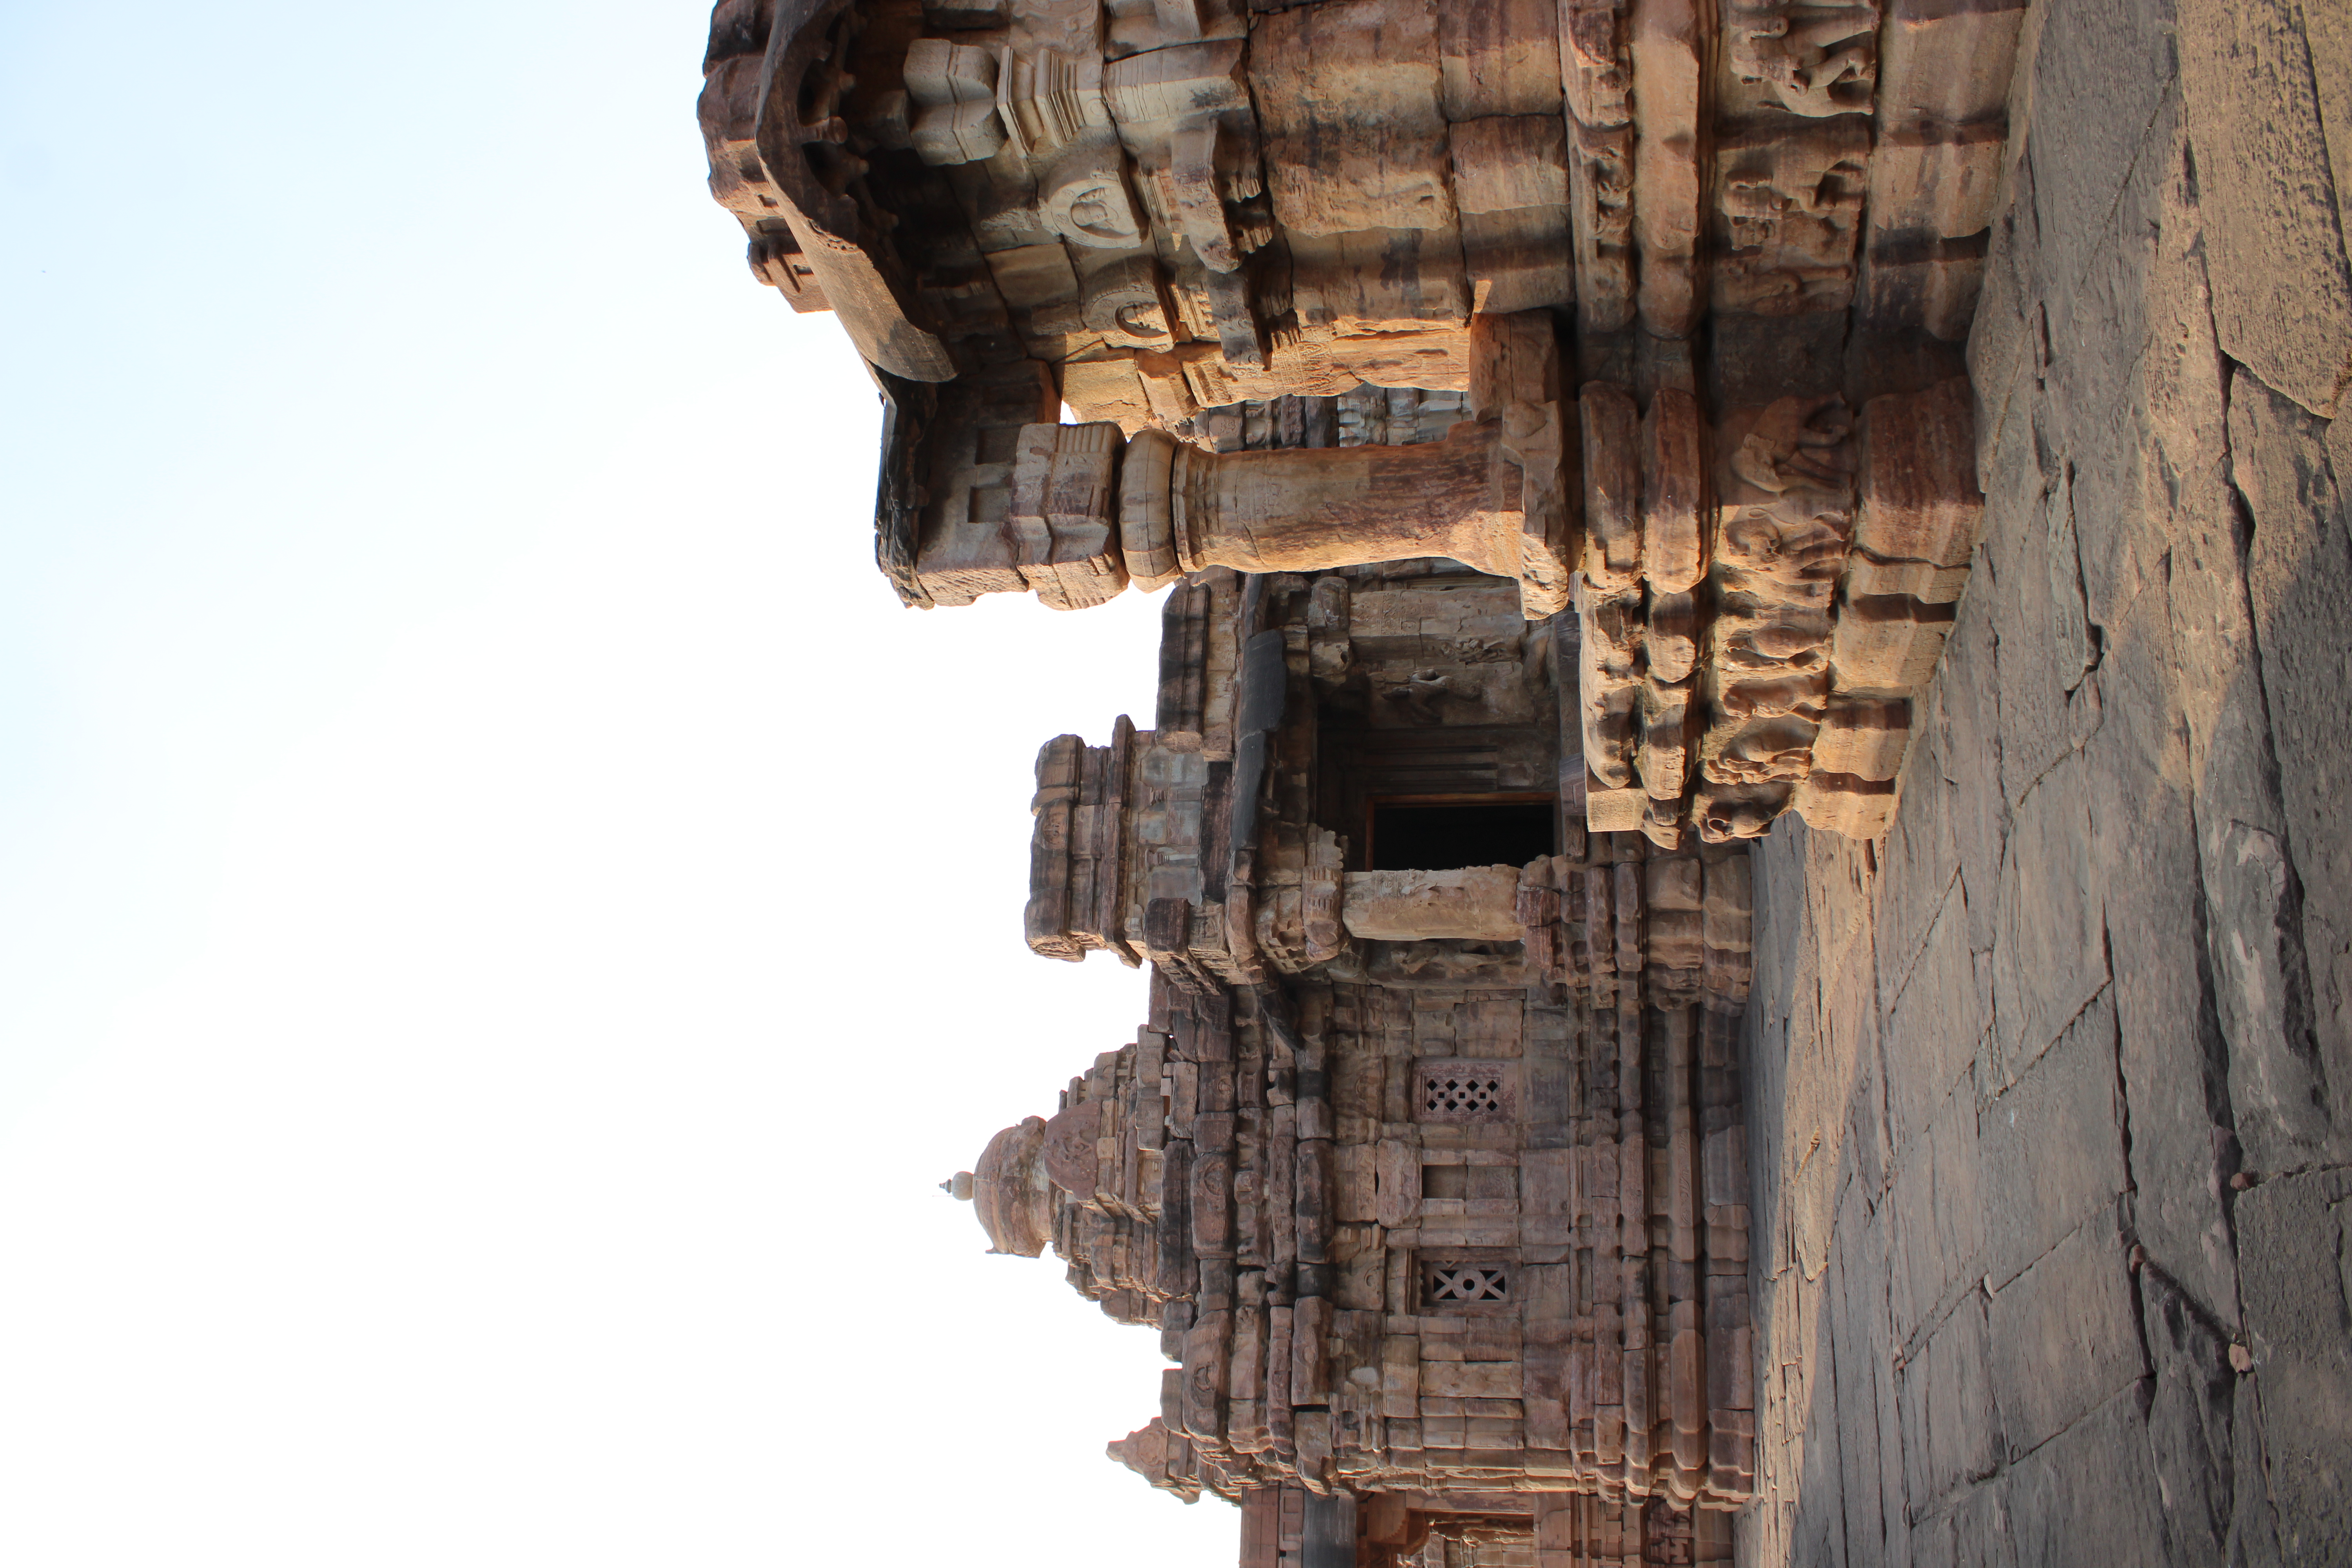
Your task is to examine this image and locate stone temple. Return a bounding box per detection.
[966,561,1767,1564]
[698,0,2352,1562]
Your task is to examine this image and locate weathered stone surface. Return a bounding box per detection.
[1985,1207,2143,1461]
[2234,1167,2352,1566]
[1581,381,1644,593]
[1251,0,1452,238]
[1869,710,1958,1018]
[1855,378,1983,572]
[1976,993,2127,1290]
[2084,581,2243,1317]
[2177,0,2352,417]
[1642,388,1708,592]
[1451,116,1574,314]
[1739,0,2352,1556]
[1829,1192,1903,1568]
[1887,1078,1983,1347]
[1937,588,2006,960]
[1988,750,2106,1084]
[1905,1477,2014,1568]
[2228,369,2352,1146]
[2202,811,2332,1169]
[1882,876,1978,1154]
[2139,1265,2240,1568]
[1436,0,1562,119]
[1999,1381,2168,1568]
[1898,1292,1996,1511]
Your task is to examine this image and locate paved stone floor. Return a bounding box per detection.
[1736,0,2352,1563]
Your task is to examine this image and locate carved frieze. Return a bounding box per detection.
[1711,122,1869,317]
[906,38,1007,163]
[1568,122,1638,333]
[1723,0,1878,118]
[1561,0,1635,131]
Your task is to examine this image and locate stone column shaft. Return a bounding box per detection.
[1176,427,1517,579]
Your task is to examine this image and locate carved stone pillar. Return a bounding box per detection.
[1693,393,1854,842]
[901,310,1576,619]
[913,401,1576,619]
[1570,376,1978,844]
[1121,421,1534,584]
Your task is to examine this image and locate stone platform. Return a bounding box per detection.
[1739,0,2352,1559]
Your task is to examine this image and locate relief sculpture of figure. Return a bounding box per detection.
[1725,0,1878,117]
[1731,395,1853,493]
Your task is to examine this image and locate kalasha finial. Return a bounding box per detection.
[940,1171,975,1201]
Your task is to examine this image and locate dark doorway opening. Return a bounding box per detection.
[1368,798,1555,871]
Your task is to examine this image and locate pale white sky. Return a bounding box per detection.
[0,3,1234,1563]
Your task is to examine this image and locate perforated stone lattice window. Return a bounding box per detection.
[1423,1071,1506,1116]
[1426,1264,1510,1304]
[1412,1060,1516,1123]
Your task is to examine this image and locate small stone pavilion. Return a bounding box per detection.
[697,0,2022,1559]
[956,558,1760,1564]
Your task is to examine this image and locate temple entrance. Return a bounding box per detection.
[1368,797,1555,871]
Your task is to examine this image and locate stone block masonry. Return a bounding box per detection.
[1742,0,2352,1559]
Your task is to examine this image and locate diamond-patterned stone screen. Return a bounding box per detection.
[1424,1071,1504,1114]
[1414,1060,1517,1121]
[1426,1264,1510,1304]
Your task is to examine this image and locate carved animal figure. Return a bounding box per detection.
[1732,395,1854,493]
